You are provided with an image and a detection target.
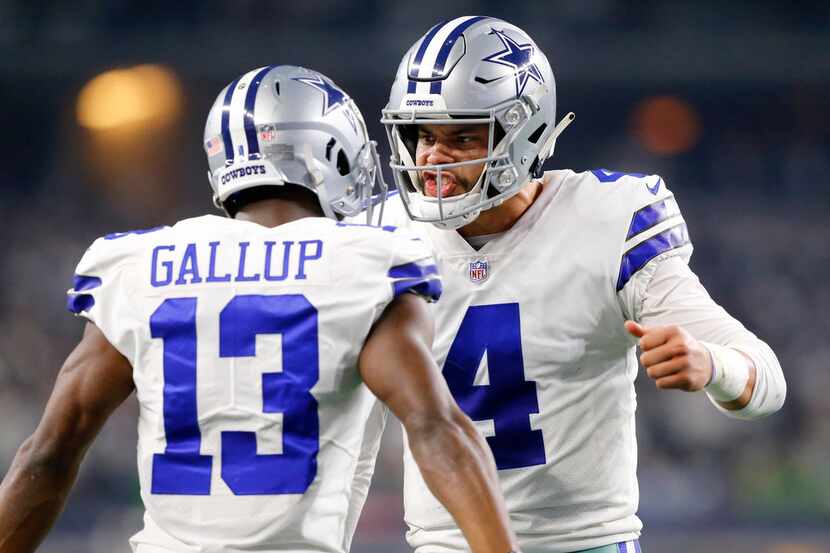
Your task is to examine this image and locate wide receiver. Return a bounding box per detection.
[379,16,786,553]
[0,66,519,553]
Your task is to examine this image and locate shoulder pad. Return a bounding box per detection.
[386,230,441,302]
[68,227,168,314]
[590,168,667,198]
[616,179,691,290]
[103,225,167,240]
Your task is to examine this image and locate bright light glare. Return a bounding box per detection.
[632,96,702,156]
[77,65,182,130]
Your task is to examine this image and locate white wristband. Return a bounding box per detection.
[701,342,750,402]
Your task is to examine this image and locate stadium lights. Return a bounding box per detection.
[76,64,182,131]
[631,95,702,156]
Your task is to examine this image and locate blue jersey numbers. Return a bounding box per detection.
[219,295,318,494]
[443,303,545,470]
[150,298,213,494]
[149,294,319,496]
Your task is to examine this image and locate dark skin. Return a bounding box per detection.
[416,124,756,408]
[358,293,516,553]
[0,190,518,553]
[0,323,133,553]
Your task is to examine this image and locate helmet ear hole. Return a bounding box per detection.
[325,137,336,161]
[336,148,350,176]
[492,122,506,148]
[528,123,547,144]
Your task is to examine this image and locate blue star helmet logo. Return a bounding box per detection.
[482,29,545,98]
[292,75,349,116]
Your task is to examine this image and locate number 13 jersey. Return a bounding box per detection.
[388,170,692,553]
[66,215,440,553]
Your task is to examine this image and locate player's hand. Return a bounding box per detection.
[624,321,713,392]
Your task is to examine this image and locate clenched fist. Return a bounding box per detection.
[624,321,713,391]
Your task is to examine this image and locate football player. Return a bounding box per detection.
[0,66,520,553]
[379,16,787,553]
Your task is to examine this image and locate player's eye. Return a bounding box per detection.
[456,134,480,146]
[418,132,435,145]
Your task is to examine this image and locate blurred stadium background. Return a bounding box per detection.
[1,1,828,551]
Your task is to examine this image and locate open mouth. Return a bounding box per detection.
[422,170,460,198]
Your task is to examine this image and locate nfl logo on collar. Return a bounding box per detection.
[469,260,489,283]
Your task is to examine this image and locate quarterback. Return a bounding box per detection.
[379,16,787,553]
[0,66,520,553]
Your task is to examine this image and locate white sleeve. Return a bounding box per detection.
[636,256,786,420]
[67,236,141,360]
[386,232,442,303]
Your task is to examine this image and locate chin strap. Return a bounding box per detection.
[542,111,575,161]
[528,111,575,179]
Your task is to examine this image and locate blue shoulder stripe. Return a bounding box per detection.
[389,261,438,279]
[67,274,101,314]
[591,169,647,183]
[67,294,95,314]
[72,274,102,291]
[617,224,690,291]
[389,262,442,301]
[392,278,442,301]
[626,196,678,240]
[105,226,165,240]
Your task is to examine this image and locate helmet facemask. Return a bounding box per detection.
[383,97,542,229]
[382,16,576,229]
[338,139,388,225]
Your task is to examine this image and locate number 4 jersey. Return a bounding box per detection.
[66,215,441,553]
[384,169,693,553]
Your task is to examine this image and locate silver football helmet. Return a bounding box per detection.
[382,16,574,229]
[205,65,386,222]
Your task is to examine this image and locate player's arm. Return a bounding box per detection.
[359,293,519,553]
[625,320,756,406]
[624,256,785,419]
[0,323,134,553]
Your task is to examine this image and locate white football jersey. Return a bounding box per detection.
[385,170,692,553]
[66,215,440,553]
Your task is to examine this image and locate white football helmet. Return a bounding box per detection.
[382,16,574,229]
[205,65,386,222]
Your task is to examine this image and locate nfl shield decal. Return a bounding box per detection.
[469,260,489,282]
